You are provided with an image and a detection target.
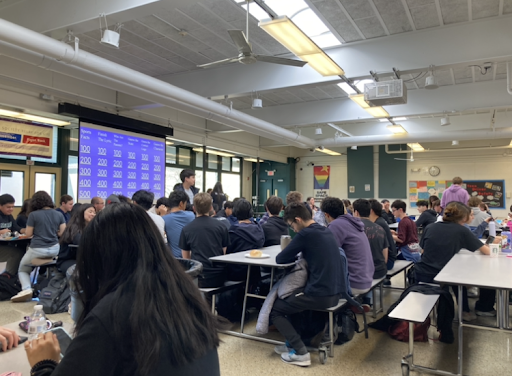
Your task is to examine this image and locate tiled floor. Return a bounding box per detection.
[1,274,511,375]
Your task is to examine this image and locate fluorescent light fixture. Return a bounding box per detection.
[166,141,174,145]
[351,146,357,150]
[386,124,408,134]
[244,158,264,163]
[259,16,344,77]
[509,139,512,146]
[315,127,323,135]
[0,109,70,126]
[348,94,390,118]
[327,123,353,137]
[316,148,341,156]
[192,147,235,157]
[380,117,407,122]
[337,82,356,95]
[407,143,424,151]
[452,140,459,146]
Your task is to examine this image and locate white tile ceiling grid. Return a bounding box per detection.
[67,0,512,79]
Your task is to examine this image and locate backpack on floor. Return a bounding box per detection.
[0,272,21,300]
[335,308,361,345]
[39,273,71,314]
[388,317,430,342]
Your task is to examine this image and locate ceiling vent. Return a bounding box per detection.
[364,79,407,106]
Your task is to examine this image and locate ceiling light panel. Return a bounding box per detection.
[407,143,424,151]
[192,148,235,157]
[0,109,70,126]
[316,148,342,156]
[349,94,389,118]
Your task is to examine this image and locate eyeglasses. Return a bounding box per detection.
[288,220,296,229]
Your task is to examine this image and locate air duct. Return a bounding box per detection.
[0,19,316,149]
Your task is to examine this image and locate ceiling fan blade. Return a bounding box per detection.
[228,30,252,55]
[197,57,239,69]
[394,158,412,161]
[254,55,307,67]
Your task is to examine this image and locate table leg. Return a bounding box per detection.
[457,285,463,375]
[240,266,252,333]
[270,268,275,290]
[496,289,500,328]
[505,290,510,329]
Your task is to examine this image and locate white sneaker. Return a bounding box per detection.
[11,289,33,303]
[475,309,496,317]
[467,287,479,298]
[274,343,292,355]
[281,350,311,367]
[462,311,477,322]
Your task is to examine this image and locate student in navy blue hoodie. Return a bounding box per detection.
[226,199,265,281]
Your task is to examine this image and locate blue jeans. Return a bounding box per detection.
[18,244,60,290]
[398,245,421,263]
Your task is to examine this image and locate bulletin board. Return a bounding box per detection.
[409,180,451,208]
[464,180,505,209]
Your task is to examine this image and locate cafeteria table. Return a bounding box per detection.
[434,250,512,375]
[209,245,294,345]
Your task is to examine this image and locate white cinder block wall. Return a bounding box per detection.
[293,147,511,219]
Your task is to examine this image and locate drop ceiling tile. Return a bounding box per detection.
[405,82,417,90]
[122,20,164,41]
[203,0,246,23]
[475,70,494,81]
[354,17,387,38]
[439,0,468,24]
[373,0,413,34]
[165,55,198,70]
[410,4,440,29]
[495,73,507,80]
[261,93,284,103]
[454,77,473,84]
[406,0,435,7]
[199,48,229,61]
[504,0,512,13]
[339,0,376,20]
[472,0,500,19]
[178,3,219,25]
[314,0,363,42]
[290,89,318,102]
[306,87,332,100]
[144,12,201,32]
[453,67,472,79]
[495,63,507,75]
[187,27,239,57]
[120,43,183,73]
[236,96,253,105]
[153,38,210,65]
[94,52,157,76]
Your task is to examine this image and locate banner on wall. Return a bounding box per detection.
[314,165,330,199]
[464,180,505,209]
[0,119,53,158]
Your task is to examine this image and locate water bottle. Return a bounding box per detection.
[489,221,496,237]
[28,305,47,340]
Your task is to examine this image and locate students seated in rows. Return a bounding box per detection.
[368,199,396,270]
[15,199,30,229]
[55,195,74,224]
[226,199,265,281]
[415,202,492,321]
[12,191,65,302]
[468,197,490,227]
[0,194,26,275]
[57,204,96,273]
[132,190,166,243]
[164,191,195,258]
[272,203,343,367]
[391,200,421,263]
[380,199,396,224]
[306,197,318,212]
[25,202,221,375]
[90,196,105,213]
[261,196,287,247]
[150,197,171,216]
[415,199,437,229]
[321,197,374,295]
[225,201,237,227]
[180,193,229,288]
[432,199,443,221]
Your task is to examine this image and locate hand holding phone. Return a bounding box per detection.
[485,236,496,245]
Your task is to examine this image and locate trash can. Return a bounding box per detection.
[176,258,203,286]
[66,264,83,323]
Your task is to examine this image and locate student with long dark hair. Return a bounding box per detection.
[24,203,221,376]
[211,182,227,209]
[15,199,31,229]
[56,204,96,273]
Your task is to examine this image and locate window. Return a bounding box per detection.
[70,128,78,151]
[196,152,203,168]
[222,173,240,201]
[34,173,56,202]
[208,154,218,170]
[165,166,183,197]
[232,158,240,173]
[178,148,190,166]
[196,171,218,193]
[0,170,24,204]
[166,146,176,164]
[222,157,231,171]
[68,155,78,201]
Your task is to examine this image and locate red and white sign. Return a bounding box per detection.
[0,119,53,158]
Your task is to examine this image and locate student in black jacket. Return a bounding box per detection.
[0,194,26,275]
[380,199,396,224]
[25,203,222,376]
[415,200,437,229]
[261,196,287,247]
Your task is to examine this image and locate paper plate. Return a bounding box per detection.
[245,253,270,259]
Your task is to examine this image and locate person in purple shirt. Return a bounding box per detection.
[440,176,470,209]
[321,197,374,295]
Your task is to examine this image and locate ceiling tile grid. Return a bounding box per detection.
[438,0,469,24]
[372,0,414,34]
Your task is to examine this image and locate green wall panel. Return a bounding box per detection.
[378,144,407,199]
[347,146,374,198]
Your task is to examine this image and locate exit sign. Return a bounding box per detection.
[267,171,275,176]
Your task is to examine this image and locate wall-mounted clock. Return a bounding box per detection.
[429,166,441,177]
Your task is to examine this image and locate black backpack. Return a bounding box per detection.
[39,273,71,314]
[0,272,21,300]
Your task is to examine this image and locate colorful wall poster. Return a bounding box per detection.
[0,119,53,158]
[409,180,450,208]
[314,165,330,200]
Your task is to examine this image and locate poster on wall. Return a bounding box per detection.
[314,166,330,200]
[464,180,505,209]
[409,180,451,208]
[0,119,53,158]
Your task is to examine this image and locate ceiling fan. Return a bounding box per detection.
[197,1,306,69]
[395,150,415,162]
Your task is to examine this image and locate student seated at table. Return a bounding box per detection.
[180,193,229,289]
[56,204,96,273]
[432,199,443,221]
[415,199,437,229]
[271,202,343,367]
[466,211,491,239]
[11,191,65,303]
[15,199,31,229]
[391,200,421,263]
[261,196,287,247]
[24,203,222,376]
[132,190,166,243]
[226,199,265,281]
[0,194,27,275]
[369,199,396,269]
[321,197,374,295]
[415,201,491,321]
[55,195,74,224]
[163,191,195,258]
[380,199,396,224]
[468,197,490,227]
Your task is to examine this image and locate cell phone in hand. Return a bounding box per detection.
[485,236,495,245]
[0,335,27,352]
[49,327,73,357]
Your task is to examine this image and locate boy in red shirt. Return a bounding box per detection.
[391,200,421,263]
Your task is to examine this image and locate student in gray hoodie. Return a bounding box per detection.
[321,197,374,295]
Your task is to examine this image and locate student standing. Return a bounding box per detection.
[174,169,199,204]
[440,177,470,209]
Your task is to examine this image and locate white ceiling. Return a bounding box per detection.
[1,0,512,151]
